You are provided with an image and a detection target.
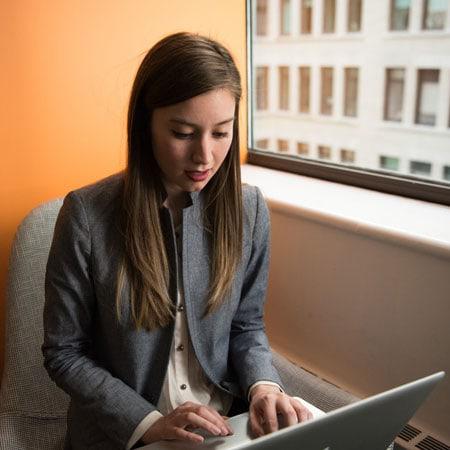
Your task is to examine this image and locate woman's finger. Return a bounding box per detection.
[275,397,299,428]
[177,402,232,435]
[171,426,205,443]
[193,404,233,434]
[258,396,279,434]
[249,406,265,437]
[176,411,223,436]
[292,398,313,422]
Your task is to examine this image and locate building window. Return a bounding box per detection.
[256,66,269,110]
[318,145,332,159]
[422,0,447,30]
[410,160,432,176]
[320,67,334,115]
[256,0,268,36]
[277,139,289,152]
[390,0,410,31]
[297,142,309,156]
[323,0,336,33]
[341,149,355,163]
[415,69,439,126]
[279,66,290,110]
[280,0,291,35]
[384,68,405,122]
[301,0,313,34]
[299,66,311,113]
[344,67,359,117]
[380,156,400,171]
[347,0,362,32]
[256,139,269,149]
[443,166,450,181]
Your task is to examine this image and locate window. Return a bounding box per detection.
[280,0,291,36]
[380,156,400,171]
[347,0,362,32]
[299,67,311,113]
[390,0,410,31]
[443,166,450,181]
[256,139,269,149]
[279,66,290,110]
[256,0,268,36]
[415,69,439,126]
[318,145,332,160]
[297,142,309,156]
[301,0,313,34]
[320,67,334,115]
[344,67,359,117]
[422,0,447,30]
[384,68,405,122]
[341,149,355,163]
[323,0,336,33]
[410,160,432,176]
[249,0,450,204]
[277,139,289,152]
[256,66,269,110]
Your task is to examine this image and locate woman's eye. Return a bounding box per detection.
[213,132,229,139]
[172,131,194,139]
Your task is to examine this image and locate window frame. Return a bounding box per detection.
[246,0,450,207]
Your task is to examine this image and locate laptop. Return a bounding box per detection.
[138,371,445,450]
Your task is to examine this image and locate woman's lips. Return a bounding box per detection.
[185,170,210,182]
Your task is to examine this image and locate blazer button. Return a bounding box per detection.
[176,344,184,351]
[177,304,184,312]
[180,384,187,390]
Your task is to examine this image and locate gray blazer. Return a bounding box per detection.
[42,173,282,450]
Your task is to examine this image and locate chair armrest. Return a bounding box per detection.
[272,351,359,412]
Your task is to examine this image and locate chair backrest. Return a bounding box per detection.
[0,199,69,450]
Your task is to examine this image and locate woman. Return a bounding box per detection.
[43,32,311,450]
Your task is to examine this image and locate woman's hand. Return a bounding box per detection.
[249,384,313,437]
[141,401,233,444]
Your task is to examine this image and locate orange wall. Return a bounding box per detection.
[0,1,247,380]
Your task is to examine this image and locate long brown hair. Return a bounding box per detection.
[116,32,243,330]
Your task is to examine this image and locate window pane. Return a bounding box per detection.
[410,160,432,176]
[279,66,290,110]
[415,69,439,126]
[384,68,405,122]
[323,0,336,33]
[278,139,289,152]
[256,0,268,36]
[380,156,400,171]
[341,149,356,163]
[390,0,410,31]
[321,67,333,115]
[301,0,313,34]
[443,166,450,181]
[422,0,447,30]
[297,142,309,156]
[299,66,311,113]
[256,66,269,110]
[348,0,362,32]
[280,0,291,35]
[256,139,269,149]
[318,145,332,159]
[344,67,359,117]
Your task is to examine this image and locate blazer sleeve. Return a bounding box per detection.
[42,191,156,448]
[228,186,283,395]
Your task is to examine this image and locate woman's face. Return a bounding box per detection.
[151,88,236,201]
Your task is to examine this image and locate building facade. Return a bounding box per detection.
[252,0,450,183]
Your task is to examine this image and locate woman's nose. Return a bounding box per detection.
[192,136,213,165]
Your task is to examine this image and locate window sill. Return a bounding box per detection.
[241,164,450,259]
